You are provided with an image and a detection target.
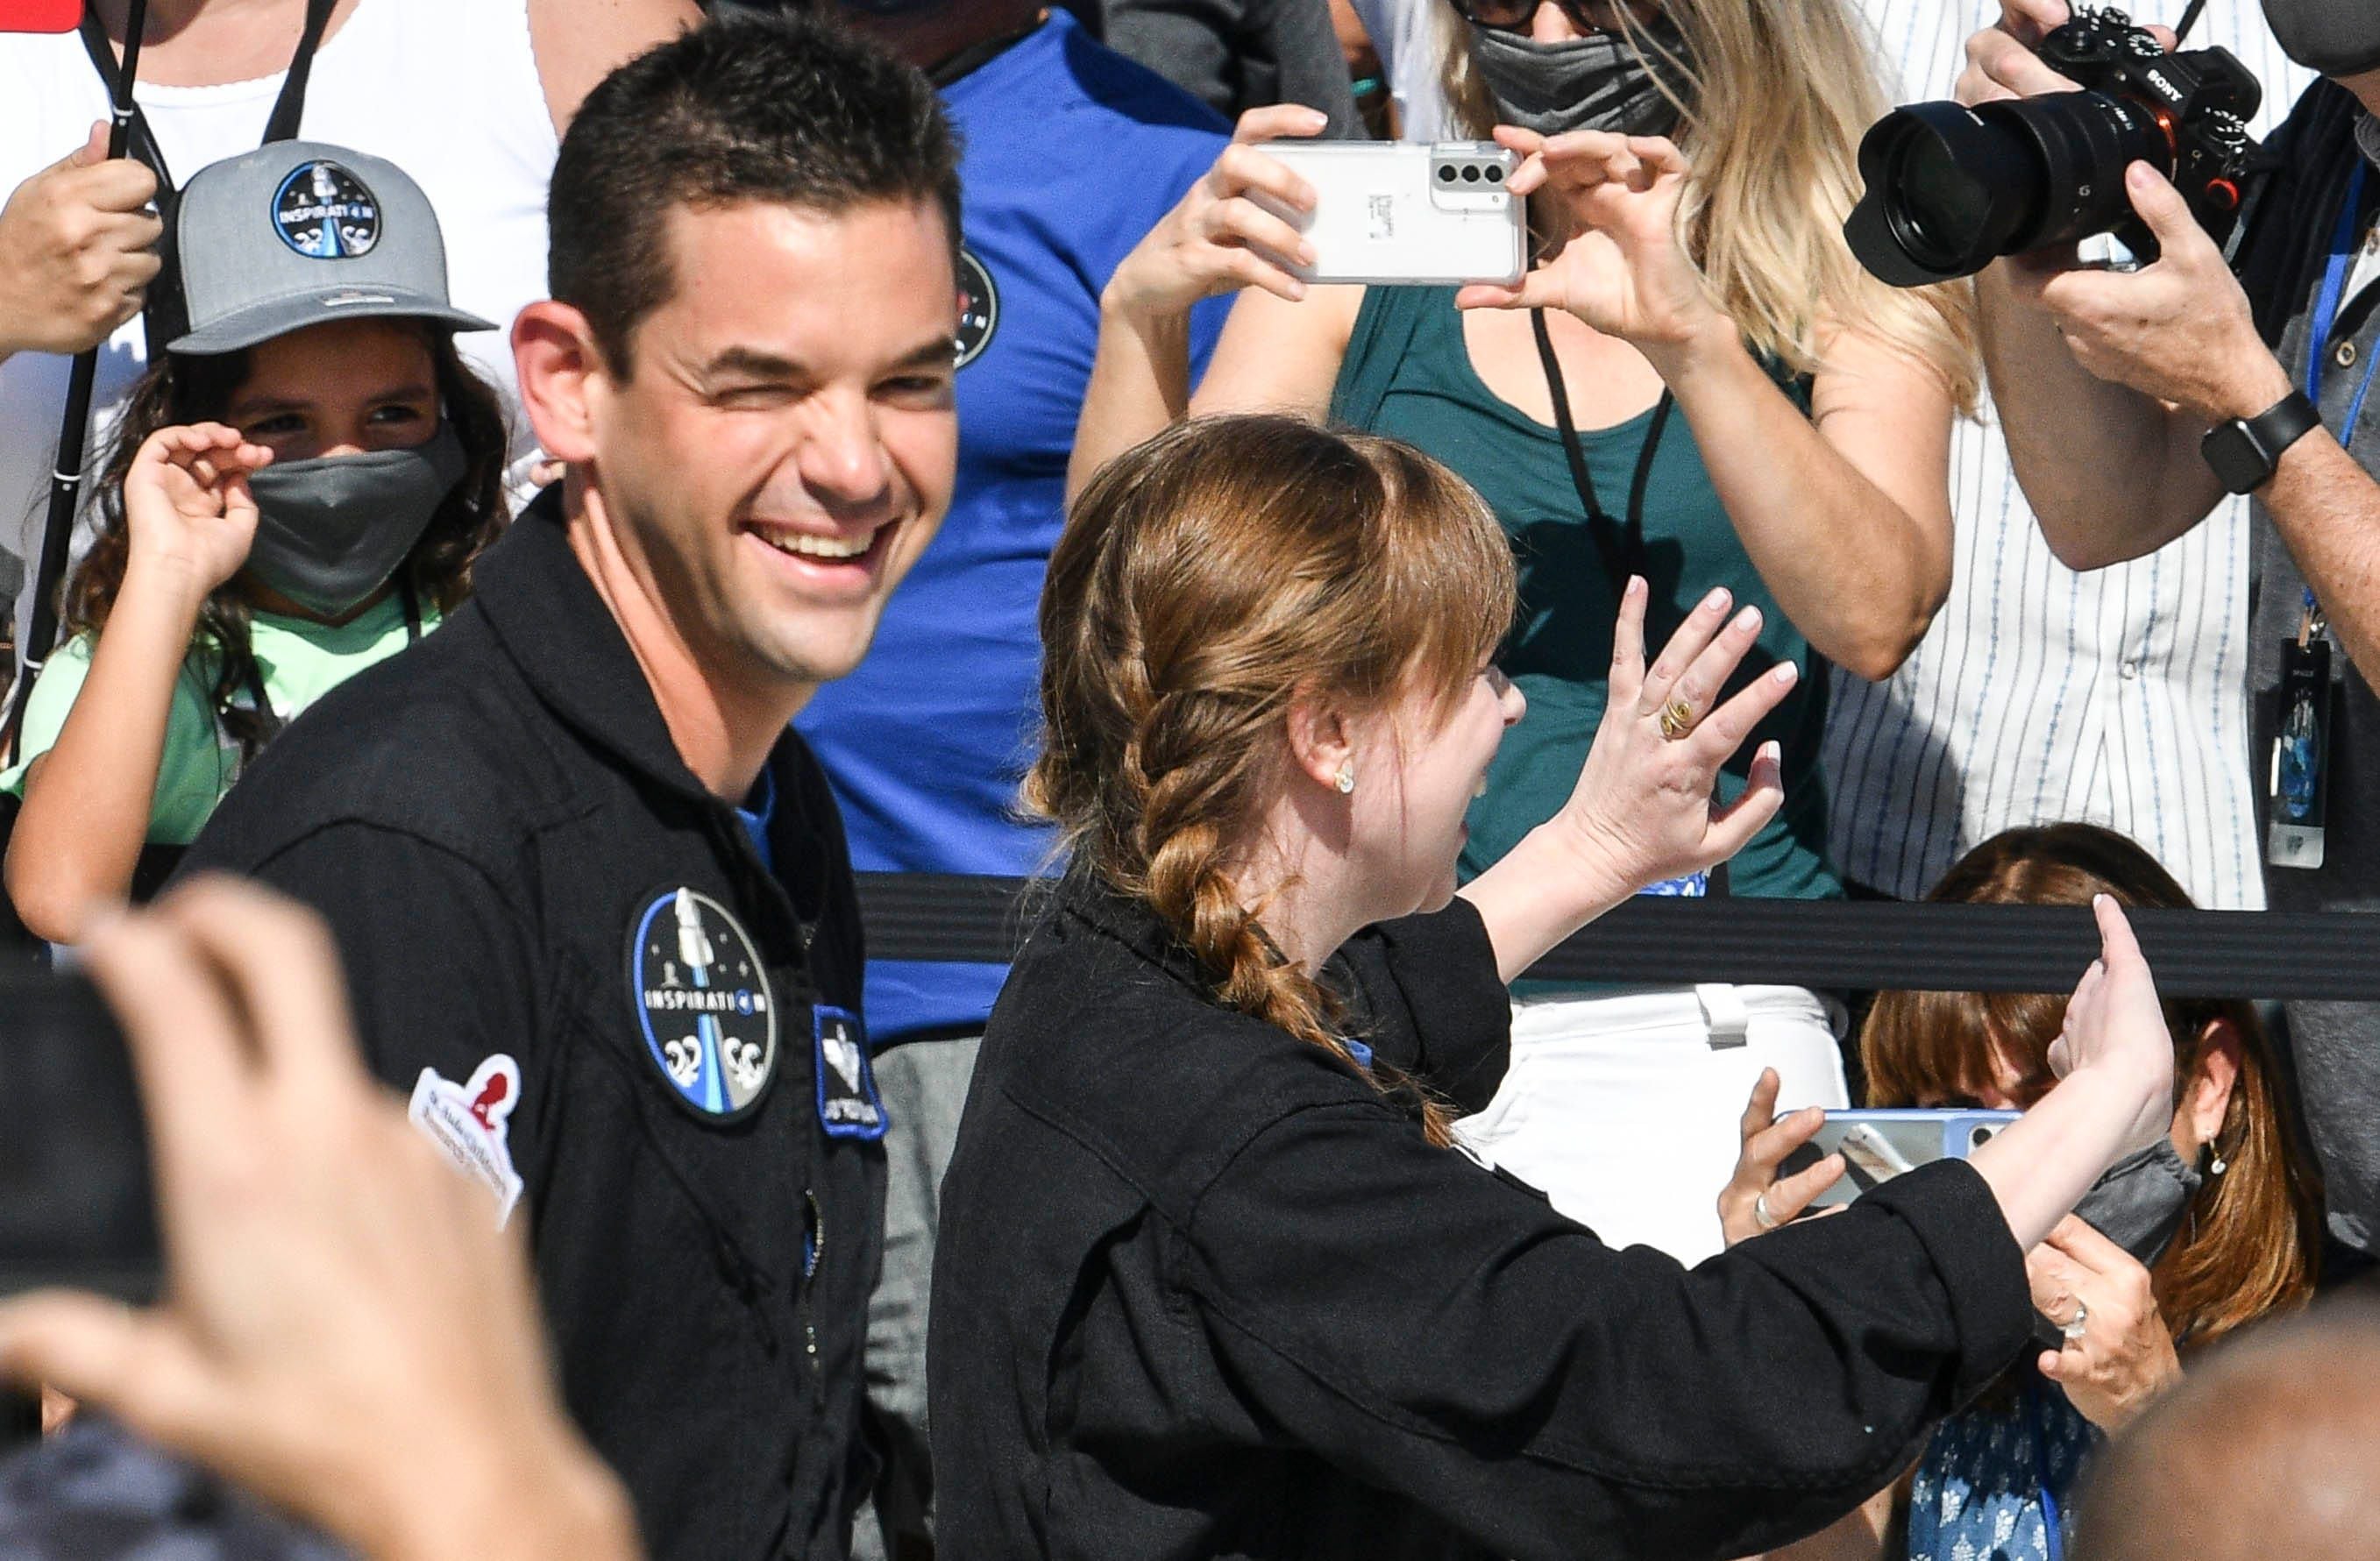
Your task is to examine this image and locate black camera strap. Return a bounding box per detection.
[1530,308,1673,582]
[77,0,337,355]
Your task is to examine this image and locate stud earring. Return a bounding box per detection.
[1334,762,1356,795]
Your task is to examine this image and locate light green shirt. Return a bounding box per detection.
[1,593,433,846]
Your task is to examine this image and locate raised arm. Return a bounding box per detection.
[1070,105,1337,500]
[6,425,271,943]
[1957,17,2230,567]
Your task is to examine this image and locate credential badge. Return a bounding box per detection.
[630,888,778,1120]
[272,160,381,259]
[814,1006,886,1141]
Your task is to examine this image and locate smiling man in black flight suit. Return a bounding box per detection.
[177,15,960,1559]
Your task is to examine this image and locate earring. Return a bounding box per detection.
[2208,1152,2228,1176]
[1334,761,1356,795]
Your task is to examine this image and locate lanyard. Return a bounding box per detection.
[1531,309,1673,582]
[237,578,423,732]
[78,0,337,354]
[2305,160,2380,429]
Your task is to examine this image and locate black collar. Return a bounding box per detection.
[1055,869,1226,997]
[471,486,719,808]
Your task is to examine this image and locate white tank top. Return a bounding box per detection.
[0,0,556,634]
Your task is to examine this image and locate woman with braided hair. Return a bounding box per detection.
[928,415,2188,1560]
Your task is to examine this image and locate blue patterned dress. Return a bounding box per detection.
[1906,1375,2100,1561]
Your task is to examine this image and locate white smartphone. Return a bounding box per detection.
[1777,1109,2021,1210]
[1254,141,1526,288]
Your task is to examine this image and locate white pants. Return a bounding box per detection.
[1454,985,1849,1266]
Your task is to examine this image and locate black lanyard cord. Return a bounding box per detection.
[236,576,423,733]
[77,0,337,354]
[1530,308,1674,582]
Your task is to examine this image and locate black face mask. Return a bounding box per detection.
[2260,0,2380,77]
[242,424,466,620]
[1467,18,1691,139]
[2071,1139,2204,1268]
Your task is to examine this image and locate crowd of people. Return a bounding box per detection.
[0,0,2376,1557]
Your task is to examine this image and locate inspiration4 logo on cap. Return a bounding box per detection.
[273,160,381,259]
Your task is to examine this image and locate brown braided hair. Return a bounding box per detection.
[1031,415,1517,1145]
[1864,823,2320,1352]
[59,323,508,763]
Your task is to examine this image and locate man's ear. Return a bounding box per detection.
[512,300,609,465]
[2180,1017,2244,1154]
[1284,693,1355,795]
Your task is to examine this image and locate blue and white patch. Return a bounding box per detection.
[954,247,998,369]
[629,888,777,1121]
[813,1006,886,1140]
[272,160,380,259]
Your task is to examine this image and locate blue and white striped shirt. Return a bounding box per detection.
[1826,0,2315,910]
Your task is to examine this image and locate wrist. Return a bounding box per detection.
[119,550,222,616]
[1521,817,1638,925]
[1638,313,1745,384]
[2204,347,2294,427]
[1098,273,1194,336]
[359,1433,639,1561]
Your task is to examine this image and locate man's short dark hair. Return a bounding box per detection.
[548,11,963,375]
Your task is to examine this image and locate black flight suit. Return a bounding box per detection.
[180,488,885,1561]
[930,873,2036,1561]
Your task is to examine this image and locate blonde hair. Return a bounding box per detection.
[1030,415,1517,1145]
[1441,0,1982,411]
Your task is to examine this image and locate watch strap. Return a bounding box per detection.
[2202,390,2322,495]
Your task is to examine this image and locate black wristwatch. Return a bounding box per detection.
[2201,390,2322,495]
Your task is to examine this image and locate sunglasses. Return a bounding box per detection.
[1452,0,1652,34]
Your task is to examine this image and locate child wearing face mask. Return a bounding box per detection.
[1,142,507,945]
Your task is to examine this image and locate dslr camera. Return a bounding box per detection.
[1844,7,2261,287]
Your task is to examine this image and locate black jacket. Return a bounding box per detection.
[180,490,884,1561]
[929,875,2034,1560]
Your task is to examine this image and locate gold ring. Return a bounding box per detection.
[1658,697,1695,741]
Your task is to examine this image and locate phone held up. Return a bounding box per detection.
[1255,141,1526,288]
[1777,1109,2021,1210]
[0,976,159,1302]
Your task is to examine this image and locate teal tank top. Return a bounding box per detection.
[1329,285,1840,901]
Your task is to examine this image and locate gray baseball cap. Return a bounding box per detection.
[167,140,496,356]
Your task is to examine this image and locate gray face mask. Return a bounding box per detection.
[243,423,466,620]
[2259,0,2380,77]
[2071,1139,2205,1268]
[1467,20,1689,139]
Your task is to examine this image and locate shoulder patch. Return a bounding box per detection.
[629,887,778,1121]
[955,247,999,369]
[408,1054,525,1228]
[814,1006,886,1141]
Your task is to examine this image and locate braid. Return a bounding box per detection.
[1033,417,1511,1151]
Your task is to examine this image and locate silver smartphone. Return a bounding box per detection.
[1777,1109,2021,1210]
[1254,141,1526,288]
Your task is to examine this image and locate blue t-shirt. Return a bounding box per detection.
[795,11,1230,1046]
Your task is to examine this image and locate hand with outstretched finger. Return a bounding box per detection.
[2046,896,2176,1162]
[1545,576,1798,898]
[1102,104,1327,323]
[2028,1215,2182,1430]
[1454,128,1725,353]
[1718,1068,1844,1246]
[0,121,162,360]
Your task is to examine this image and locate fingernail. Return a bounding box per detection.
[1627,575,1647,599]
[1299,243,1318,264]
[1702,587,1729,612]
[1771,663,1799,685]
[2127,161,2154,190]
[1287,280,1308,300]
[1760,740,1782,763]
[1733,607,1761,634]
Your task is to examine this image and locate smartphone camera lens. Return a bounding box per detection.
[1437,164,1458,183]
[1970,1125,1997,1151]
[1486,165,1503,183]
[1460,164,1481,183]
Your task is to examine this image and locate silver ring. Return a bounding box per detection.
[2061,1297,2091,1343]
[1751,1191,1780,1231]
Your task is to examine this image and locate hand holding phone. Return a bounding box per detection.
[1102,103,1331,322]
[1250,142,1525,287]
[1777,1110,2022,1210]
